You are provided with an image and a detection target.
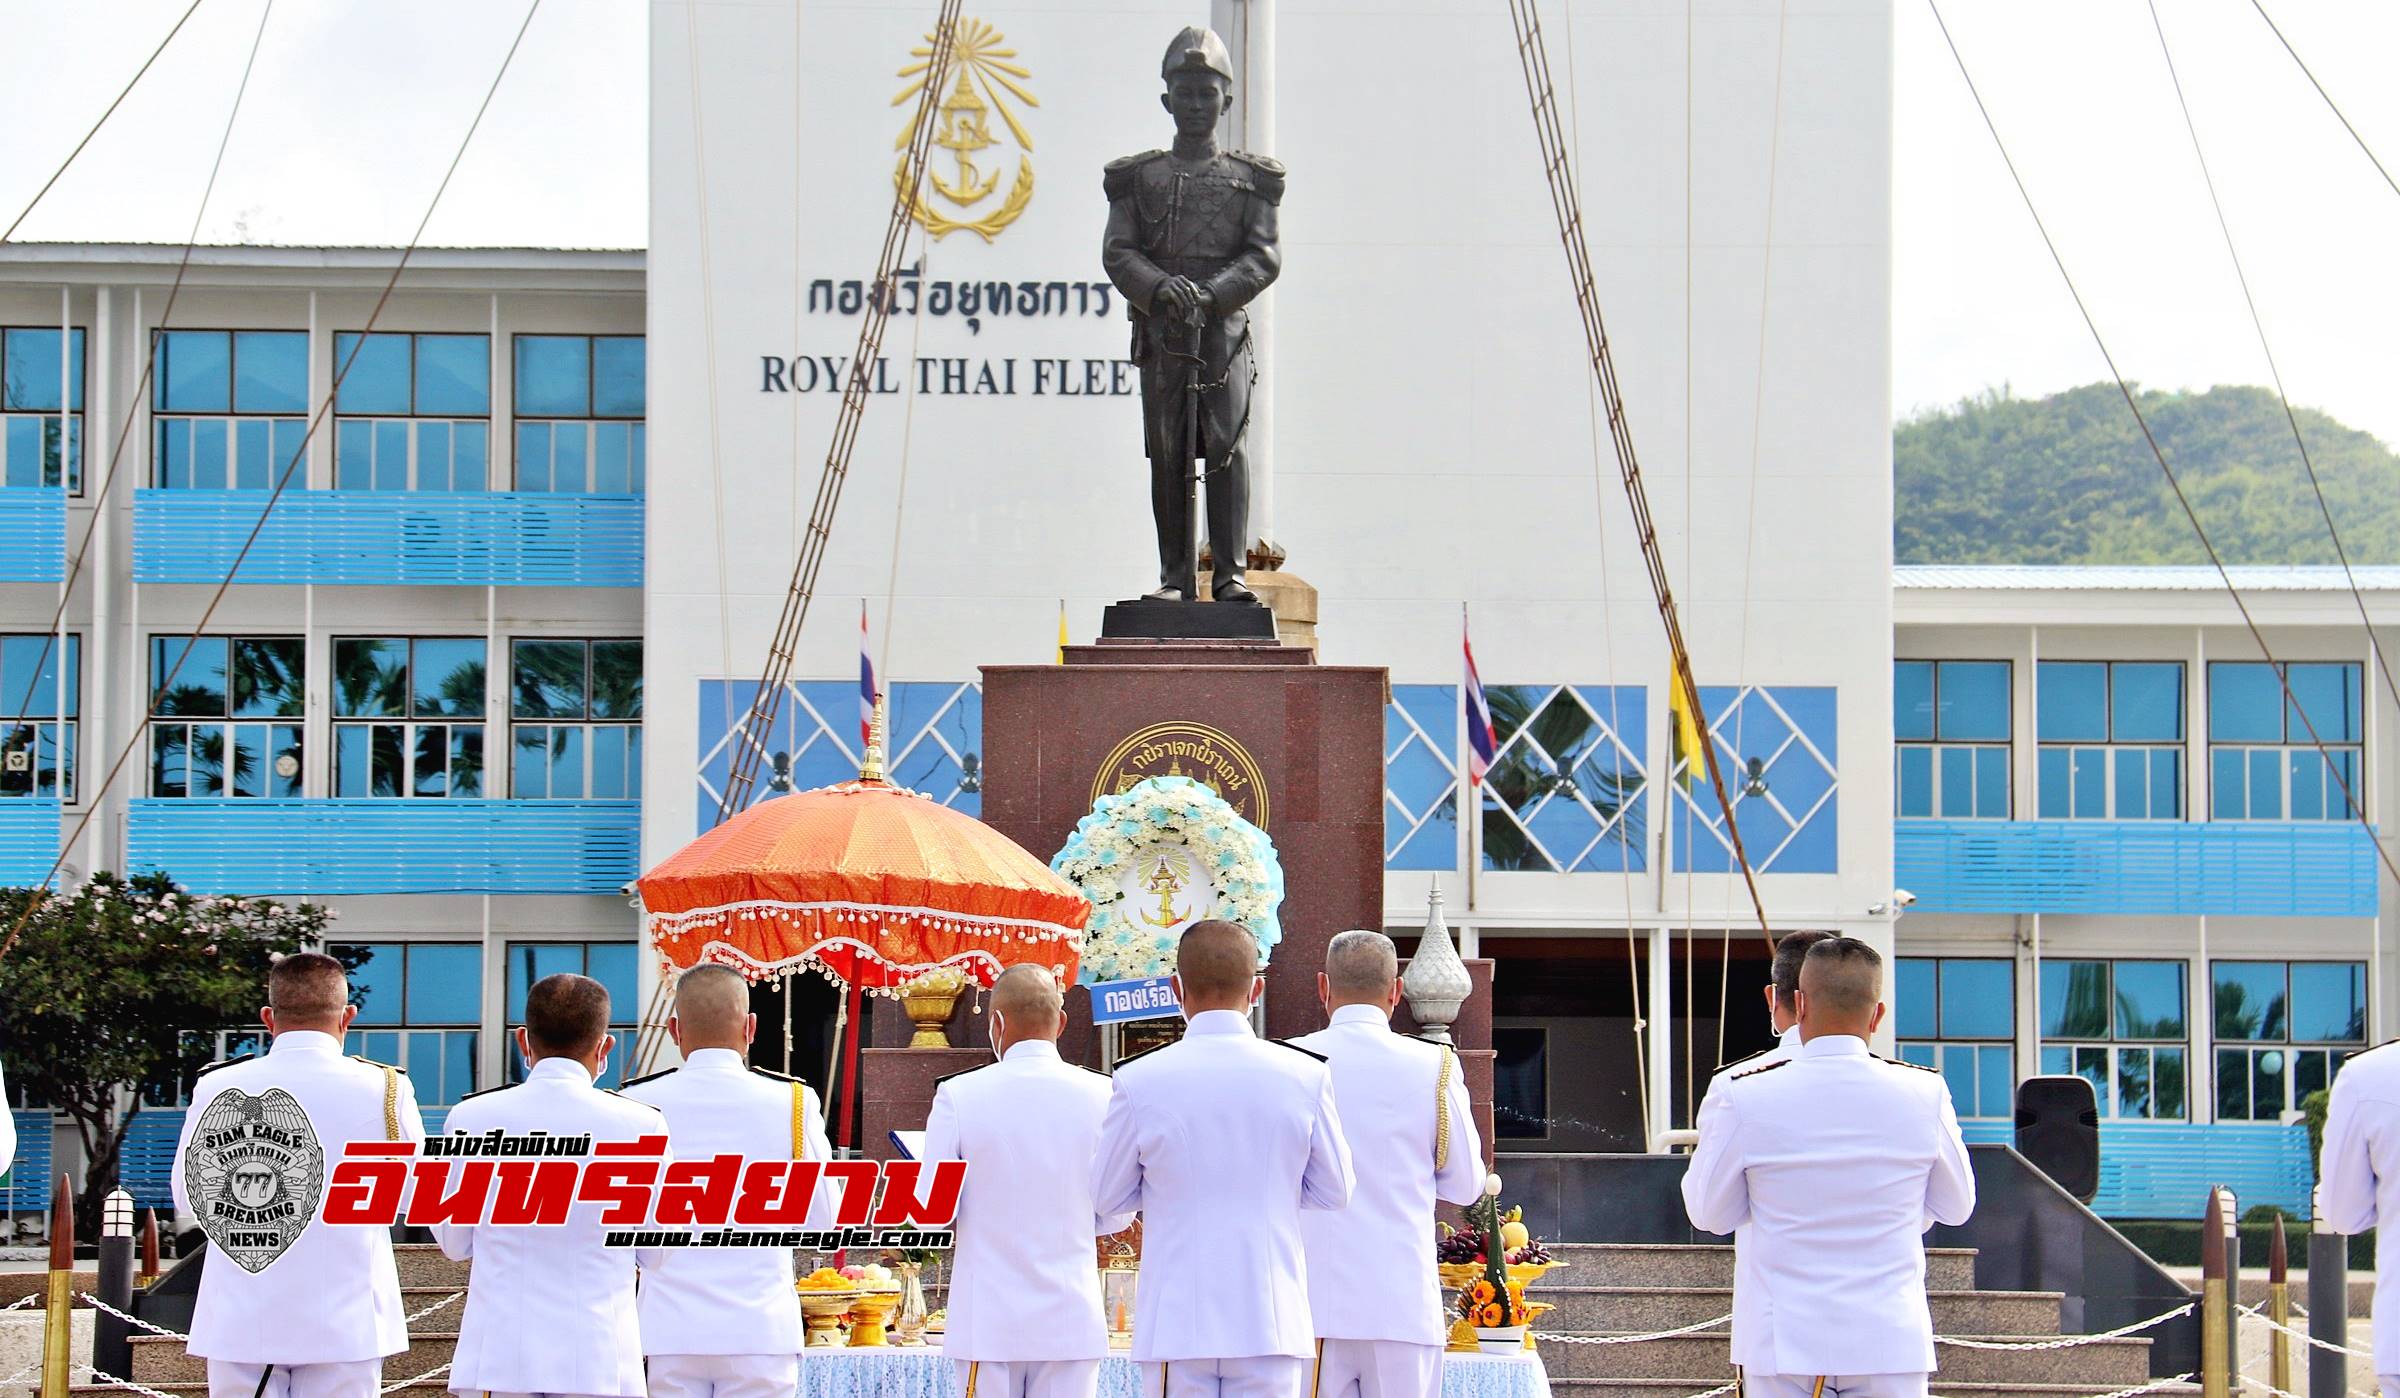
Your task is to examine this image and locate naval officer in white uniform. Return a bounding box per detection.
[1293,931,1484,1398]
[1093,920,1355,1398]
[2314,1035,2400,1398]
[171,952,428,1398]
[621,964,826,1398]
[1700,930,1836,1104]
[0,1055,15,1181]
[435,973,671,1398]
[924,964,1133,1398]
[1681,937,1977,1398]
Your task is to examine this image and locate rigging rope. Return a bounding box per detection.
[1921,0,2400,893]
[709,0,962,823]
[0,0,208,246]
[2140,0,2400,733]
[1502,0,1775,951]
[0,0,546,959]
[2242,0,2400,206]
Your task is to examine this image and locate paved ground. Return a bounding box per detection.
[0,1310,93,1390]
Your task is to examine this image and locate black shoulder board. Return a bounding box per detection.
[933,1061,993,1090]
[1072,1062,1110,1078]
[1729,1058,1790,1081]
[1103,150,1164,199]
[1269,1039,1329,1063]
[1110,1041,1171,1071]
[749,1066,806,1086]
[349,1055,405,1074]
[194,1053,256,1078]
[1232,151,1286,204]
[618,1067,674,1089]
[604,1089,666,1114]
[455,1082,511,1102]
[1878,1054,1942,1075]
[1711,1048,1770,1075]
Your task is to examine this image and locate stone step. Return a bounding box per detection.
[1526,1287,2062,1337]
[1544,1243,1978,1292]
[1551,1381,2198,1398]
[393,1244,471,1290]
[1534,1332,2152,1386]
[131,1334,457,1386]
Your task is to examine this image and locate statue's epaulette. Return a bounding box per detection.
[1230,151,1286,204]
[618,1067,674,1089]
[933,1062,993,1090]
[455,1082,511,1102]
[749,1066,807,1086]
[1729,1058,1790,1081]
[194,1053,255,1078]
[1103,151,1166,200]
[1878,1054,1942,1075]
[1269,1039,1328,1063]
[349,1054,405,1074]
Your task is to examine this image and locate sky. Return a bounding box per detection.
[3,0,2399,442]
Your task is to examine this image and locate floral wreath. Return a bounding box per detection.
[1051,775,1283,984]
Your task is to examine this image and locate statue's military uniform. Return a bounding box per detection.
[1101,33,1284,601]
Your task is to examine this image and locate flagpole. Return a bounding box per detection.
[1463,602,1479,917]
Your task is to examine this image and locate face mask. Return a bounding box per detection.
[991,1010,1007,1061]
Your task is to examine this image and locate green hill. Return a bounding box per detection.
[1894,383,2400,565]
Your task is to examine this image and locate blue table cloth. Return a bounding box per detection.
[800,1346,1552,1398]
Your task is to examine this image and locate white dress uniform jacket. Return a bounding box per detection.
[1092,1009,1355,1362]
[924,1038,1132,1362]
[0,1057,15,1181]
[1292,1005,1485,1345]
[2314,1039,2400,1381]
[433,1057,671,1398]
[171,1030,427,1366]
[1681,1034,1977,1379]
[619,1049,824,1356]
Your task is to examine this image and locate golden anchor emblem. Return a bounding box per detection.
[893,16,1037,243]
[1139,854,1187,929]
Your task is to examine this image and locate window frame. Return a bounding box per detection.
[0,632,79,802]
[2035,660,2187,820]
[1895,955,2017,1119]
[330,332,492,492]
[145,633,305,799]
[0,325,88,494]
[2206,661,2366,821]
[334,940,484,1106]
[330,636,489,800]
[502,939,641,1088]
[2038,957,2191,1121]
[2210,958,2366,1122]
[510,333,646,494]
[508,637,643,800]
[150,328,311,490]
[1895,659,2014,820]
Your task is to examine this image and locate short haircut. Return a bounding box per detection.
[268,952,348,1023]
[1770,930,1840,1010]
[524,972,612,1060]
[1176,920,1259,1000]
[672,964,750,1040]
[1798,937,1884,1019]
[990,964,1064,1025]
[1325,930,1398,998]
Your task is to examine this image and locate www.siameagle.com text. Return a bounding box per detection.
[603,1227,957,1249]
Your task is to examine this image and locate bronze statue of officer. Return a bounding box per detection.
[1102,26,1284,604]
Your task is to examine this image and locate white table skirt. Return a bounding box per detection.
[796,1344,1551,1398]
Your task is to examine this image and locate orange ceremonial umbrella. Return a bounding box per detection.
[638,766,1091,994]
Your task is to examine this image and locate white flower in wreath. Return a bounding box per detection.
[1052,776,1283,983]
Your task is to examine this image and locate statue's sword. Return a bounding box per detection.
[1182,302,1205,602]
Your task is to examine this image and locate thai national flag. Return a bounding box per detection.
[1464,615,1497,788]
[860,600,878,748]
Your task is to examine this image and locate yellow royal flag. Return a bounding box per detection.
[1668,673,1704,791]
[1057,600,1070,664]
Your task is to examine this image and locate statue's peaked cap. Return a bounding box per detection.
[1163,26,1234,83]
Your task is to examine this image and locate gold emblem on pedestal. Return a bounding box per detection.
[894,17,1037,242]
[1091,722,1270,830]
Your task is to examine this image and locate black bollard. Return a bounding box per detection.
[93,1188,135,1382]
[2308,1190,2349,1398]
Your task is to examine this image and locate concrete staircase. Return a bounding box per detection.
[1536,1242,2192,1398]
[75,1245,467,1398]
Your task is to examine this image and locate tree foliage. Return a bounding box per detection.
[1896,384,2400,565]
[0,872,333,1236]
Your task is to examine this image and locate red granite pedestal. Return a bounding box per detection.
[856,634,1495,1162]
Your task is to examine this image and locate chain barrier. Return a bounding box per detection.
[402,1291,463,1325]
[79,1363,191,1398]
[0,1295,37,1311]
[1935,1375,2197,1398]
[1541,1313,1732,1345]
[1933,1302,2195,1351]
[77,1292,190,1340]
[0,1362,37,1389]
[379,1359,453,1394]
[1671,1382,1737,1398]
[2236,1302,2372,1360]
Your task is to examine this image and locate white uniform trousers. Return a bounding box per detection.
[206,1359,382,1398]
[952,1358,1102,1398]
[647,1354,801,1398]
[480,1391,637,1398]
[1138,1357,1309,1398]
[1744,1374,1929,1398]
[2376,1378,2400,1398]
[1312,1341,1440,1398]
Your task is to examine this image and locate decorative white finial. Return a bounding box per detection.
[1400,877,1473,1044]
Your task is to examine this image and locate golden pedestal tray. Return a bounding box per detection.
[800,1290,862,1347]
[848,1291,904,1346]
